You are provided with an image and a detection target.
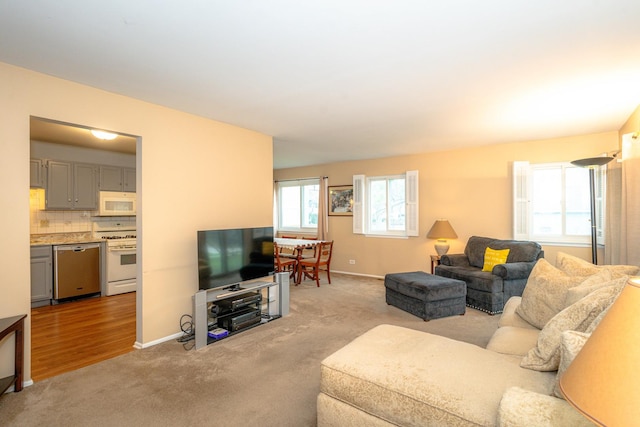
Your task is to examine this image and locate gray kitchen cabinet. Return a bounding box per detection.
[31,245,52,307]
[30,159,45,188]
[123,167,136,192]
[99,165,122,191]
[46,160,97,210]
[99,165,136,192]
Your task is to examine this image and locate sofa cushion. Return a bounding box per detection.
[520,284,623,371]
[497,387,593,427]
[465,236,496,268]
[486,326,539,356]
[320,324,555,427]
[436,266,504,293]
[483,247,510,272]
[498,297,539,330]
[552,330,591,399]
[515,259,586,329]
[489,240,543,263]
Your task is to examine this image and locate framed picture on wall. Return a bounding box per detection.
[329,185,354,216]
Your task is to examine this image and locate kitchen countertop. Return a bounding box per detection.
[30,232,104,246]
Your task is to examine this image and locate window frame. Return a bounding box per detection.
[353,170,418,238]
[513,161,606,246]
[276,178,320,233]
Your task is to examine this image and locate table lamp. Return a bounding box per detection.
[559,277,640,426]
[426,219,457,256]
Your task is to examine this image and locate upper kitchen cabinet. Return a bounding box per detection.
[99,165,136,192]
[30,159,45,188]
[46,160,98,210]
[123,168,136,192]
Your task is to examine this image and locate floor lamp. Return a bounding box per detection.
[570,156,613,264]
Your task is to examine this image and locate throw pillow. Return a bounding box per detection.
[552,330,591,399]
[515,259,587,329]
[520,283,623,372]
[556,251,640,276]
[564,273,629,307]
[482,247,510,272]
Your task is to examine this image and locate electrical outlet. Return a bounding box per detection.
[39,219,49,227]
[349,259,356,265]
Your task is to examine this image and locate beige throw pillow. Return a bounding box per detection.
[552,330,591,399]
[564,273,629,307]
[515,259,586,329]
[520,284,623,372]
[556,251,640,276]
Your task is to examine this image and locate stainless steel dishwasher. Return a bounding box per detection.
[53,243,101,300]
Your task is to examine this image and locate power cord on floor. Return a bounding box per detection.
[177,314,195,345]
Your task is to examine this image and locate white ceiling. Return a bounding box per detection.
[2,1,639,169]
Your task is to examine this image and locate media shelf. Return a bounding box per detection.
[192,272,289,350]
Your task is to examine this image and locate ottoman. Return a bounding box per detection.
[384,271,466,321]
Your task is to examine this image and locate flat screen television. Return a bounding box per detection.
[197,226,274,291]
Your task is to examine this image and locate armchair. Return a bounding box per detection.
[434,236,543,314]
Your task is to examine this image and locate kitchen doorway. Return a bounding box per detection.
[29,117,139,381]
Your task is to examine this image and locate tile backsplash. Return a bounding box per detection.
[30,189,96,234]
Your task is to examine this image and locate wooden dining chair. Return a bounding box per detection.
[274,242,297,280]
[278,235,299,259]
[300,236,318,259]
[298,240,333,287]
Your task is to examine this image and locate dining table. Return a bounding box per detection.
[274,237,326,284]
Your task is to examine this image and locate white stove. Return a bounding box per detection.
[93,218,137,296]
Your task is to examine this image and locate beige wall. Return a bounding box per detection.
[0,62,272,382]
[619,104,640,138]
[274,131,621,277]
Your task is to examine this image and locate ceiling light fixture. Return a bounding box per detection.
[90,129,118,140]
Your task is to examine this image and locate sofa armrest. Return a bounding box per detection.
[439,254,471,267]
[497,387,592,427]
[492,261,537,280]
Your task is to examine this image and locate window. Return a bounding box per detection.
[513,161,605,245]
[353,170,418,237]
[276,179,319,232]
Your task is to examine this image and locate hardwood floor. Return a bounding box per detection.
[30,292,136,382]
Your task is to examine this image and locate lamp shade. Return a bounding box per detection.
[427,220,457,256]
[427,220,458,240]
[559,278,640,426]
[570,156,614,168]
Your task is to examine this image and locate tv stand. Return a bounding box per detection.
[192,272,289,350]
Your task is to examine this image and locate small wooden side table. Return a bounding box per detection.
[430,255,441,274]
[0,314,27,394]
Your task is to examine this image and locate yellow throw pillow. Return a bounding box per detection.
[482,247,510,272]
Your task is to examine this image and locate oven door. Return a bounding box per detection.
[107,244,137,283]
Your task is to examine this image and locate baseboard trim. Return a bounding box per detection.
[332,270,384,280]
[134,331,184,349]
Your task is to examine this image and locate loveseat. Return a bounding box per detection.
[435,236,543,314]
[317,253,640,426]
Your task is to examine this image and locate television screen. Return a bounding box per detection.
[197,226,274,291]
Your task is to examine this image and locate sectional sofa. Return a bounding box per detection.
[317,253,639,426]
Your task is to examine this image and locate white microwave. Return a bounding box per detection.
[99,191,137,216]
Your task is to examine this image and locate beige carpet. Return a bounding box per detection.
[0,274,499,426]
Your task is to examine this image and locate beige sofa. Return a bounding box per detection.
[318,253,639,426]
